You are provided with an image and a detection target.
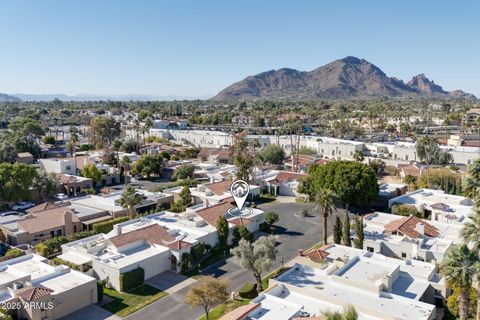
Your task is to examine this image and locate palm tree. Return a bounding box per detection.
[464,159,480,204]
[314,188,338,245]
[321,305,358,320]
[460,210,480,320]
[441,245,478,320]
[120,185,142,219]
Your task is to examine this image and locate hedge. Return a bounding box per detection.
[239,282,258,299]
[120,267,145,292]
[93,217,129,234]
[97,281,105,302]
[35,230,97,257]
[51,257,79,270]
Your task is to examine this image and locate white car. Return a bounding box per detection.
[56,193,69,201]
[11,202,35,211]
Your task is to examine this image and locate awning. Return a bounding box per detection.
[57,252,92,265]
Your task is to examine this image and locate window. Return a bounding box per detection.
[66,165,71,170]
[367,247,374,252]
[405,155,409,161]
[401,252,407,258]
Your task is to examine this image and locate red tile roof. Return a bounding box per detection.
[166,240,191,250]
[399,164,422,177]
[229,217,252,226]
[384,215,440,238]
[219,303,260,320]
[270,171,305,183]
[216,150,233,160]
[196,202,233,226]
[205,179,233,196]
[109,224,175,248]
[307,249,330,262]
[17,286,54,301]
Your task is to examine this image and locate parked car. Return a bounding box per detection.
[11,202,35,211]
[55,193,69,201]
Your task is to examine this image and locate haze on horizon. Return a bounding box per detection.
[0,0,478,98]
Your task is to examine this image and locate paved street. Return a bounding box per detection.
[124,198,341,320]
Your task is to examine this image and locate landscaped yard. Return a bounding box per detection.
[102,284,168,317]
[198,298,251,320]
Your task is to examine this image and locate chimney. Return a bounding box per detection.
[415,222,425,237]
[64,210,74,235]
[113,224,122,236]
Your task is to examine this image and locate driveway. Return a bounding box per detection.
[126,200,339,320]
[60,305,121,320]
[146,270,196,294]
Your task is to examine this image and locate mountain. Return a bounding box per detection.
[0,93,21,102]
[12,93,212,102]
[212,57,476,101]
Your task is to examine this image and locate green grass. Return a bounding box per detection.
[198,298,251,320]
[102,284,168,317]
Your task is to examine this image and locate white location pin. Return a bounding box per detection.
[230,180,250,211]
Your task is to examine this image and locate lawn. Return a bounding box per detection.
[102,284,168,317]
[198,298,251,320]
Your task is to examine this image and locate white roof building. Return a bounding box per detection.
[226,244,444,320]
[363,211,463,262]
[388,189,474,224]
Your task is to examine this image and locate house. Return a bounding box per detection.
[262,171,306,197]
[0,206,82,245]
[15,152,34,164]
[463,108,480,125]
[398,163,423,180]
[0,254,97,320]
[59,202,265,291]
[388,189,474,224]
[222,244,444,320]
[284,155,328,173]
[363,212,463,262]
[198,148,220,163]
[375,183,408,209]
[57,174,93,196]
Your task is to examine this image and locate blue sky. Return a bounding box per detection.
[0,1,478,97]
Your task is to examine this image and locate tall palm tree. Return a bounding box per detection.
[441,245,478,320]
[460,210,480,320]
[464,159,480,204]
[314,188,338,245]
[120,186,143,219]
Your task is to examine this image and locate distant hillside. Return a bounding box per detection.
[0,93,21,102]
[212,57,476,101]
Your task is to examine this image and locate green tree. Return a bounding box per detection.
[9,117,45,136]
[179,185,192,207]
[216,216,229,248]
[260,144,285,165]
[264,211,279,227]
[314,188,338,245]
[304,161,378,207]
[232,236,276,292]
[418,168,462,194]
[333,215,342,244]
[464,159,480,203]
[233,225,253,244]
[43,135,56,144]
[184,276,229,320]
[0,163,38,202]
[441,245,478,320]
[119,186,142,219]
[91,116,121,147]
[353,150,364,162]
[0,141,16,163]
[82,163,102,187]
[416,136,452,165]
[33,171,59,202]
[447,287,477,320]
[131,154,164,179]
[342,211,351,247]
[369,159,385,176]
[352,216,364,249]
[175,164,195,180]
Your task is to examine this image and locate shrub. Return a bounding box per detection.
[51,257,79,270]
[35,231,97,257]
[446,287,476,318]
[259,222,269,232]
[35,243,49,257]
[239,282,258,299]
[391,204,422,218]
[93,216,129,234]
[97,281,105,302]
[5,248,21,258]
[120,267,145,292]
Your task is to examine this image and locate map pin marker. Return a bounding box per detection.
[230,180,250,211]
